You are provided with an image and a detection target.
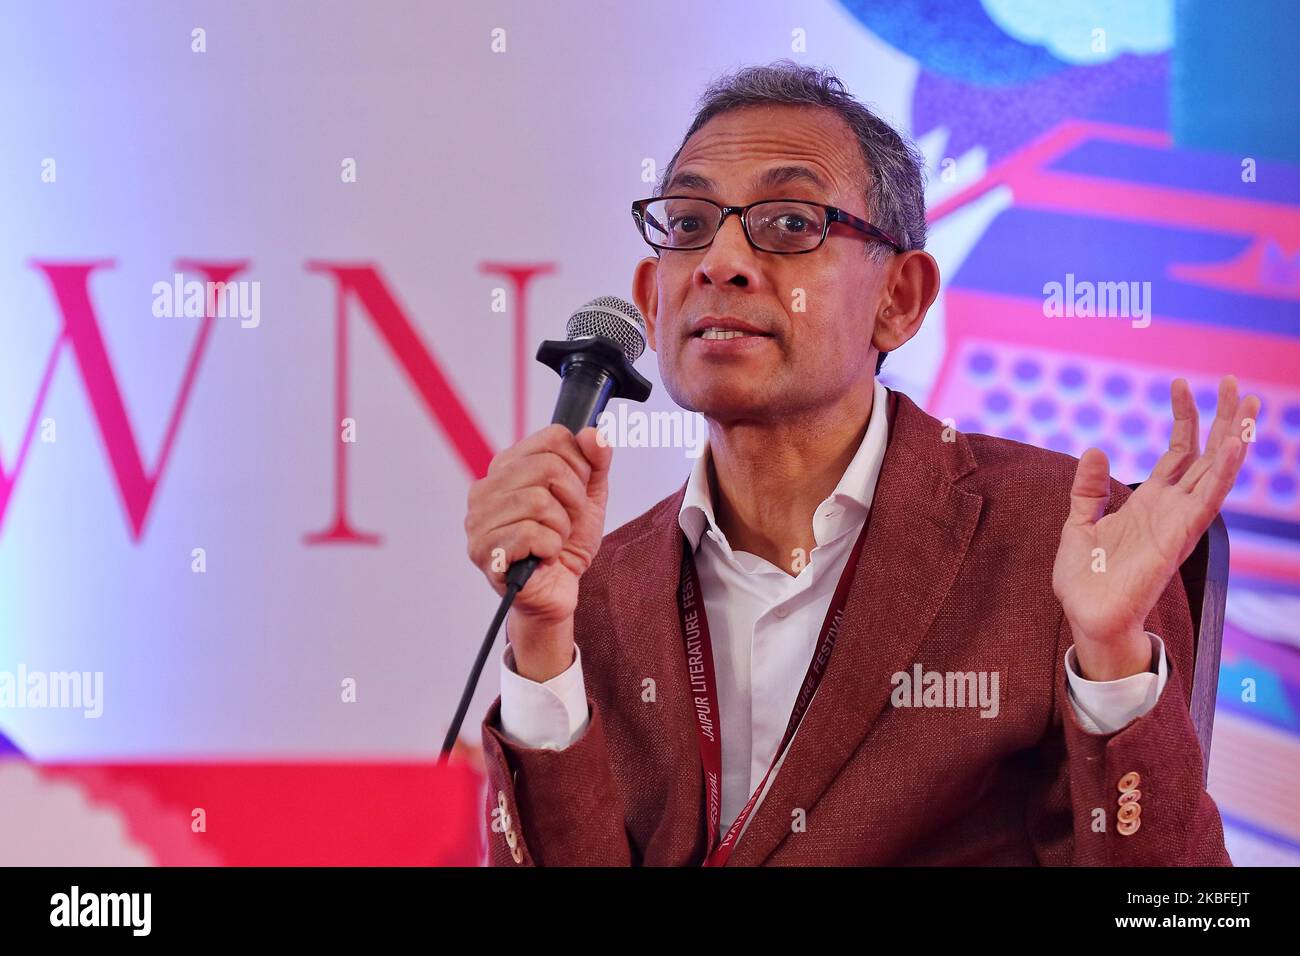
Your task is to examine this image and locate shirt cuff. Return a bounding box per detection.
[498,637,590,751]
[1064,633,1168,735]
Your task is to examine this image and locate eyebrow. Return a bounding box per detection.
[663,164,833,198]
[663,170,715,193]
[757,165,831,193]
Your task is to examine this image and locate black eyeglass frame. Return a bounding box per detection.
[631,195,905,256]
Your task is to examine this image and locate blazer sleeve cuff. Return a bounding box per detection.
[498,641,591,750]
[1065,633,1168,735]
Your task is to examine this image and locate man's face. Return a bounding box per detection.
[633,104,889,425]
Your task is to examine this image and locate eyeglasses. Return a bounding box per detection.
[631,195,903,255]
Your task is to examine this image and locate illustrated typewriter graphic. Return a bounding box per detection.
[927,121,1300,586]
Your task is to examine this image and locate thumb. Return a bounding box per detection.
[1067,447,1111,527]
[576,426,614,497]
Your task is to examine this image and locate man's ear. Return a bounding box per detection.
[632,255,660,351]
[872,249,940,355]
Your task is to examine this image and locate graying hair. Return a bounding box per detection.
[658,61,928,258]
[657,62,929,372]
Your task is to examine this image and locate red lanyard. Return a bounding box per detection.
[677,506,875,867]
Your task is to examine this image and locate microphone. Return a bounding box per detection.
[505,296,653,591]
[439,295,653,761]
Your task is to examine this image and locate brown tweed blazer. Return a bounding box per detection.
[481,388,1231,866]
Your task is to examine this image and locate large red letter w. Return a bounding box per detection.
[0,260,242,540]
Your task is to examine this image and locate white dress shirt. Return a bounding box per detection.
[498,379,1169,834]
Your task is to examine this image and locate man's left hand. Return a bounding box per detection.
[1052,375,1259,682]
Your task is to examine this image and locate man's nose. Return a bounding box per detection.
[694,213,758,288]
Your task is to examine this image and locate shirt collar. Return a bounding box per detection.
[678,378,890,553]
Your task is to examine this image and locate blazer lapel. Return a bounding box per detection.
[726,390,985,866]
[605,483,710,862]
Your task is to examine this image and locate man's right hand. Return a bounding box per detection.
[465,424,613,681]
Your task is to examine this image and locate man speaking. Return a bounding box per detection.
[464,62,1254,866]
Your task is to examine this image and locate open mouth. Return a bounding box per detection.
[693,328,772,341]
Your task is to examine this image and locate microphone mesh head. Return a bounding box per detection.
[566,295,647,364]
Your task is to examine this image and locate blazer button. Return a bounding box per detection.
[1117,771,1141,793]
[497,790,509,812]
[1117,802,1142,824]
[505,828,519,850]
[1118,789,1141,806]
[510,844,524,864]
[1117,816,1141,836]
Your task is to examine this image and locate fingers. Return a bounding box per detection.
[466,497,567,577]
[1149,378,1200,485]
[1190,432,1246,518]
[478,483,574,543]
[466,423,615,581]
[1066,447,1112,526]
[495,520,565,565]
[493,452,590,515]
[1185,390,1259,509]
[1237,392,1262,442]
[486,425,612,518]
[466,457,582,565]
[1175,378,1243,492]
[576,426,614,500]
[1200,375,1240,458]
[487,423,592,486]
